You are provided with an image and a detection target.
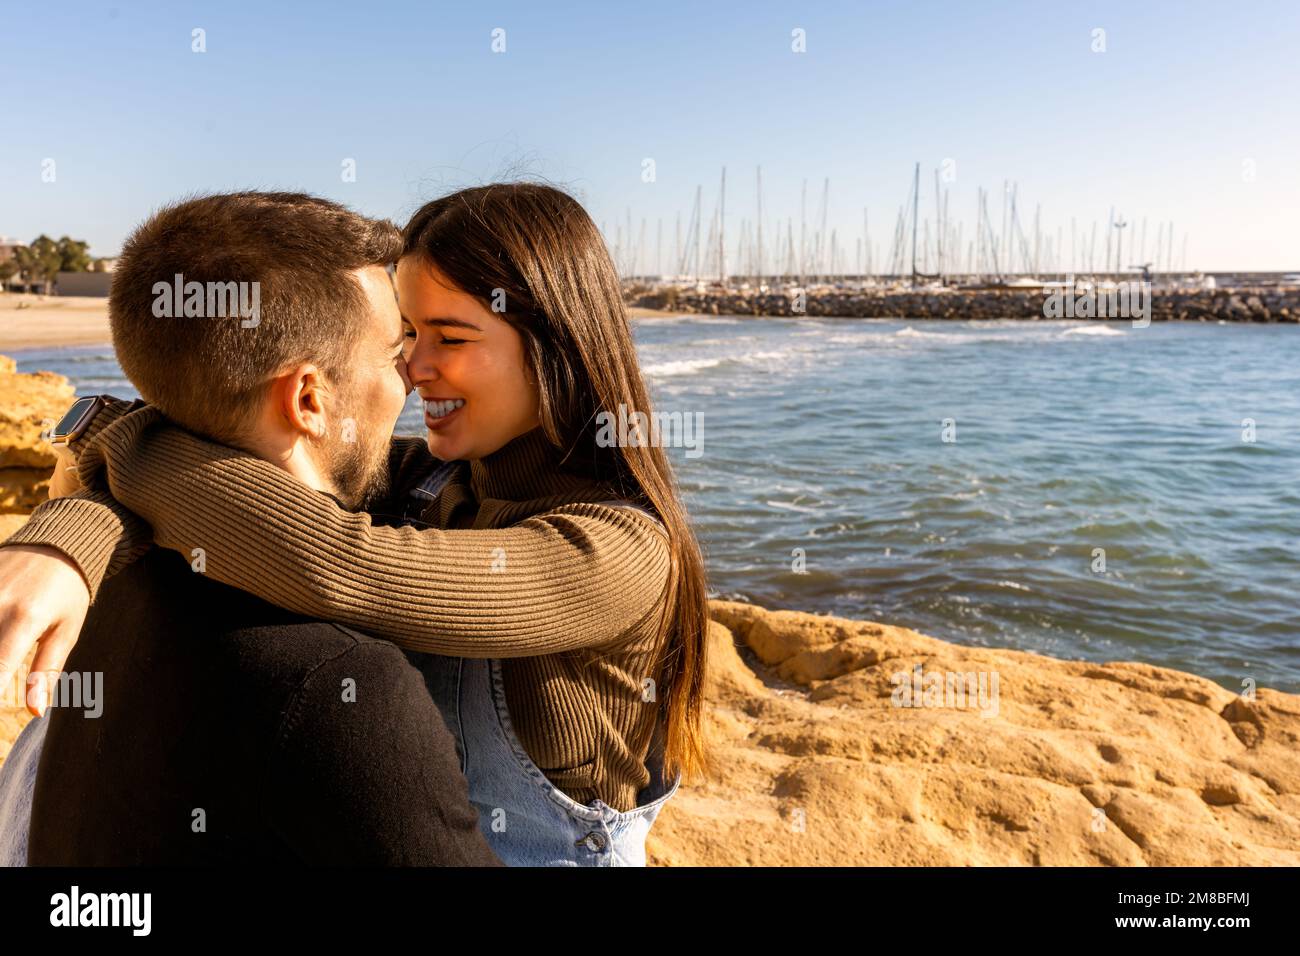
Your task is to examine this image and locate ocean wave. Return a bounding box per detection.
[895,326,956,340]
[641,357,724,377]
[763,498,821,513]
[1061,325,1126,337]
[635,315,742,326]
[642,349,793,378]
[892,325,1036,345]
[825,332,902,346]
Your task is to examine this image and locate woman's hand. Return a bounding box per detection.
[47,443,82,499]
[0,544,91,717]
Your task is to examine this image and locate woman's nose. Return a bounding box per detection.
[404,349,441,388]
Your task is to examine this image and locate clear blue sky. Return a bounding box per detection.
[2,0,1297,271]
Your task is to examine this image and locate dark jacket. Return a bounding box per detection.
[28,547,502,866]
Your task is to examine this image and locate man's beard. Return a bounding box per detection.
[312,411,391,512]
[329,434,391,511]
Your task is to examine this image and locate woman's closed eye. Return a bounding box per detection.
[404,329,466,346]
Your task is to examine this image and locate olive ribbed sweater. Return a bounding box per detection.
[6,400,676,813]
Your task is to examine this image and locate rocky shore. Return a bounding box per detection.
[631,286,1300,322]
[0,355,71,524]
[647,601,1298,865]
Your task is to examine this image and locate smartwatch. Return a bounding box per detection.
[50,395,107,445]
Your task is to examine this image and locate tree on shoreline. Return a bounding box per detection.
[6,235,94,293]
[56,236,92,273]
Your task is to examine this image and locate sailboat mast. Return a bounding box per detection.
[934,168,943,277]
[911,161,920,285]
[718,167,726,287]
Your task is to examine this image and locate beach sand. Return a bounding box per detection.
[626,305,673,319]
[0,294,668,350]
[0,294,111,351]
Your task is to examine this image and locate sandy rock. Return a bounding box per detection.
[646,599,1299,866]
[0,355,73,512]
[0,514,29,540]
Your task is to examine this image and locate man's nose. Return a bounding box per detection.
[397,355,414,394]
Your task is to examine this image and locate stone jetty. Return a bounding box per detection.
[630,285,1300,322]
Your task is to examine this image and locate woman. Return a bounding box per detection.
[0,183,712,866]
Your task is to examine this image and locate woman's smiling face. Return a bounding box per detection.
[395,255,541,462]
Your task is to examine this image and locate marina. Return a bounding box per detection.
[611,163,1299,321]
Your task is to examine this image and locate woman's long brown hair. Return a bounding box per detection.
[401,183,712,790]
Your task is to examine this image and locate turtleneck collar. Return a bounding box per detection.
[468,425,605,503]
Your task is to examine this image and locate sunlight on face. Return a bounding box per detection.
[323,264,409,507]
[395,256,541,462]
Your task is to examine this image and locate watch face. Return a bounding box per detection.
[53,396,98,440]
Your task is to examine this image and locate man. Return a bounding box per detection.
[0,192,501,865]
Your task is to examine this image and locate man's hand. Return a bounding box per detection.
[0,545,91,716]
[47,444,82,499]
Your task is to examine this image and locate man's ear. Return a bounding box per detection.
[270,363,330,440]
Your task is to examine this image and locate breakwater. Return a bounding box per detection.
[629,286,1300,322]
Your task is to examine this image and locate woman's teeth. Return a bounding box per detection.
[425,398,465,419]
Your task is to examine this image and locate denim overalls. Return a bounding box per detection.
[402,462,681,866]
[0,713,45,866]
[411,652,679,866]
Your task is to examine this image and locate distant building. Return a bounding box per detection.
[0,237,20,291]
[55,271,113,297]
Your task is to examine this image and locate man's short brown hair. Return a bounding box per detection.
[109,191,403,444]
